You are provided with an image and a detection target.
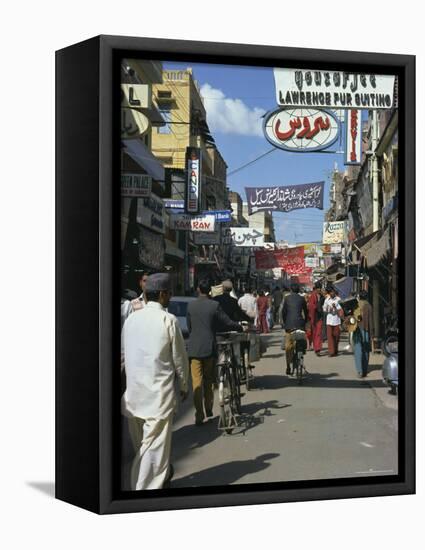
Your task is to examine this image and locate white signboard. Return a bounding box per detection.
[169,213,215,232]
[305,256,319,268]
[263,108,339,152]
[121,173,152,198]
[263,242,276,250]
[323,221,346,244]
[194,230,221,245]
[274,68,395,110]
[345,109,362,165]
[272,268,283,279]
[331,243,342,254]
[229,227,265,247]
[121,84,150,109]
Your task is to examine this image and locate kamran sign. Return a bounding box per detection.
[323,221,346,244]
[263,108,339,152]
[245,182,324,215]
[274,68,395,110]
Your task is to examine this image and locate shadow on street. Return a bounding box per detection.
[171,419,223,463]
[251,374,288,390]
[171,453,280,487]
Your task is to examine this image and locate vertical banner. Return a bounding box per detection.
[185,147,202,213]
[345,109,362,165]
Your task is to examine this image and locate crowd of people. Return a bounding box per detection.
[120,272,374,491]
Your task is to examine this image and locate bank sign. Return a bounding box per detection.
[323,221,346,244]
[185,147,201,213]
[274,68,395,110]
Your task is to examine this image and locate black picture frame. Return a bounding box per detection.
[56,35,415,514]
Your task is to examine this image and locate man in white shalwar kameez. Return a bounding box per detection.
[122,273,189,490]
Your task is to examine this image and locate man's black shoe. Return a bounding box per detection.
[205,410,213,418]
[286,367,292,375]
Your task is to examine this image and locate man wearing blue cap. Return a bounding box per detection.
[122,272,189,490]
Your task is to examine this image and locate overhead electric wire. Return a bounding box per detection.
[227,148,277,177]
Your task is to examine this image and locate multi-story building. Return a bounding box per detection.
[150,68,230,290]
[242,204,276,243]
[120,60,167,290]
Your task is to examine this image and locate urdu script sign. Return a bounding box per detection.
[245,182,324,215]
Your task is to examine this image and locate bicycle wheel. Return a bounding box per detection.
[232,363,242,414]
[292,353,298,379]
[297,352,304,385]
[244,348,251,391]
[219,367,234,434]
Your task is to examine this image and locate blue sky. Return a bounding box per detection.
[164,61,347,243]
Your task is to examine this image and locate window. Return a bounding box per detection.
[158,108,172,134]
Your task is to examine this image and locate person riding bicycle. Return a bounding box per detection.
[281,283,308,375]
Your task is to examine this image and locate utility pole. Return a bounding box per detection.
[371,110,380,342]
[372,110,380,232]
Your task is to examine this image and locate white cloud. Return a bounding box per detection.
[200,83,265,137]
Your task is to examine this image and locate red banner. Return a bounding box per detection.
[254,246,305,274]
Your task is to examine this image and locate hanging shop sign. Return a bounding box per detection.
[323,221,346,244]
[169,213,216,232]
[194,230,221,245]
[305,256,319,268]
[201,210,232,223]
[245,182,324,215]
[121,173,152,198]
[345,109,362,165]
[121,84,151,109]
[136,192,165,234]
[164,199,185,209]
[121,107,149,139]
[274,68,395,110]
[185,147,202,214]
[331,243,342,254]
[227,227,265,247]
[254,246,305,273]
[263,107,339,152]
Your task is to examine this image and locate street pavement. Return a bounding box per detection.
[168,327,398,488]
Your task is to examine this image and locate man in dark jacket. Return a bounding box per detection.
[214,279,251,323]
[282,283,308,375]
[187,279,243,426]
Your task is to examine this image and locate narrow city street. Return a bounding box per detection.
[169,328,398,487]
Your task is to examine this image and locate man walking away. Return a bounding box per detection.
[282,283,308,375]
[323,286,343,357]
[256,290,270,334]
[238,288,257,322]
[214,279,251,323]
[187,279,243,426]
[122,273,189,490]
[272,287,283,326]
[352,290,374,377]
[308,282,325,356]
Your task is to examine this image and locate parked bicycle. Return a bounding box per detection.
[216,332,243,434]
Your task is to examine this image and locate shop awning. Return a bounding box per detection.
[365,227,390,267]
[353,229,390,267]
[353,231,379,256]
[122,139,165,182]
